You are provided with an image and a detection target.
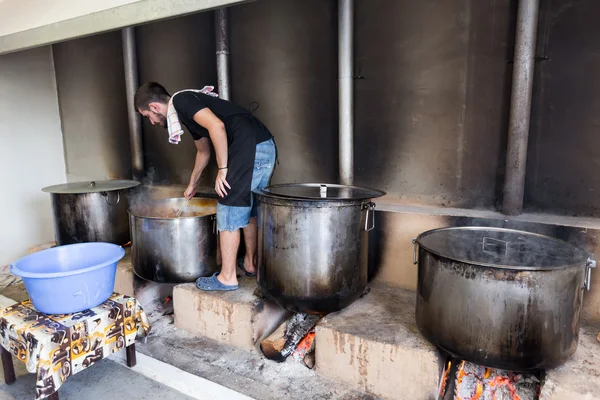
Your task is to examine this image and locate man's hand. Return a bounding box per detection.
[215,169,231,197]
[184,185,197,200]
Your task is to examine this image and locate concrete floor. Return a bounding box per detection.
[0,358,194,400]
[138,298,379,400]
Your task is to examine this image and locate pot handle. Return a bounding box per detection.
[100,190,121,206]
[412,239,418,265]
[362,202,376,232]
[585,257,596,291]
[482,237,509,257]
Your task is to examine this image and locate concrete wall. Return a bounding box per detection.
[47,0,600,218]
[135,0,339,188]
[0,46,66,265]
[229,0,339,185]
[53,32,132,182]
[526,0,600,217]
[354,0,514,209]
[136,12,217,188]
[49,0,515,209]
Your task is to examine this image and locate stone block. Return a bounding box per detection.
[315,283,441,400]
[541,323,600,400]
[173,278,291,352]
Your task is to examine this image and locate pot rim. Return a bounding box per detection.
[42,179,140,194]
[255,182,386,202]
[415,226,592,271]
[127,210,216,221]
[254,194,369,208]
[128,197,217,220]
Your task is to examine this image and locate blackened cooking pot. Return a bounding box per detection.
[255,183,386,315]
[129,197,218,283]
[42,180,140,245]
[413,226,596,371]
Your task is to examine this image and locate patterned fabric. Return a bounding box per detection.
[0,293,151,400]
[167,86,219,144]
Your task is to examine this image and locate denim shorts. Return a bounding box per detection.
[217,139,276,232]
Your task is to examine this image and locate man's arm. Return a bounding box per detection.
[184,137,210,200]
[192,108,231,197]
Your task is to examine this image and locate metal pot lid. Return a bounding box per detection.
[416,226,591,270]
[42,179,140,194]
[260,183,386,201]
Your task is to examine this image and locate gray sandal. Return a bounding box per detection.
[196,272,239,291]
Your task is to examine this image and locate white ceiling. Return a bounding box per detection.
[0,0,141,37]
[0,0,251,55]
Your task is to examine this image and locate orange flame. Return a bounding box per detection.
[472,382,484,400]
[457,361,466,385]
[439,361,452,397]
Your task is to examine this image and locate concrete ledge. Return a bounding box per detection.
[173,278,290,352]
[26,241,56,254]
[541,323,600,400]
[315,284,441,400]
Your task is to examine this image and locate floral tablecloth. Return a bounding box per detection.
[0,293,151,399]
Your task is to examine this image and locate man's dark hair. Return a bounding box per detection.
[134,82,171,111]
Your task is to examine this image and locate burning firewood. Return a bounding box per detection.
[439,359,541,400]
[260,313,320,363]
[260,322,286,360]
[597,331,600,343]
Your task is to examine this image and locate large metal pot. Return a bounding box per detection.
[129,197,218,283]
[413,226,596,371]
[255,183,386,315]
[42,180,140,245]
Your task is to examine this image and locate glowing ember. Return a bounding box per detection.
[439,360,540,400]
[292,331,315,361]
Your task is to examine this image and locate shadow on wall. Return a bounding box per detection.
[229,0,339,185]
[526,0,600,217]
[53,31,132,181]
[354,0,514,210]
[136,11,218,187]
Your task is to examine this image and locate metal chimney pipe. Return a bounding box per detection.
[122,27,144,181]
[215,8,231,101]
[502,0,540,216]
[339,0,354,185]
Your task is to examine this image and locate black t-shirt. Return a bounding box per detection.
[172,90,274,207]
[172,91,271,143]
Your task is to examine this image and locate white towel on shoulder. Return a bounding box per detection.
[167,86,219,144]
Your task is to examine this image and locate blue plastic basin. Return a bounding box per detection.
[10,242,125,315]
